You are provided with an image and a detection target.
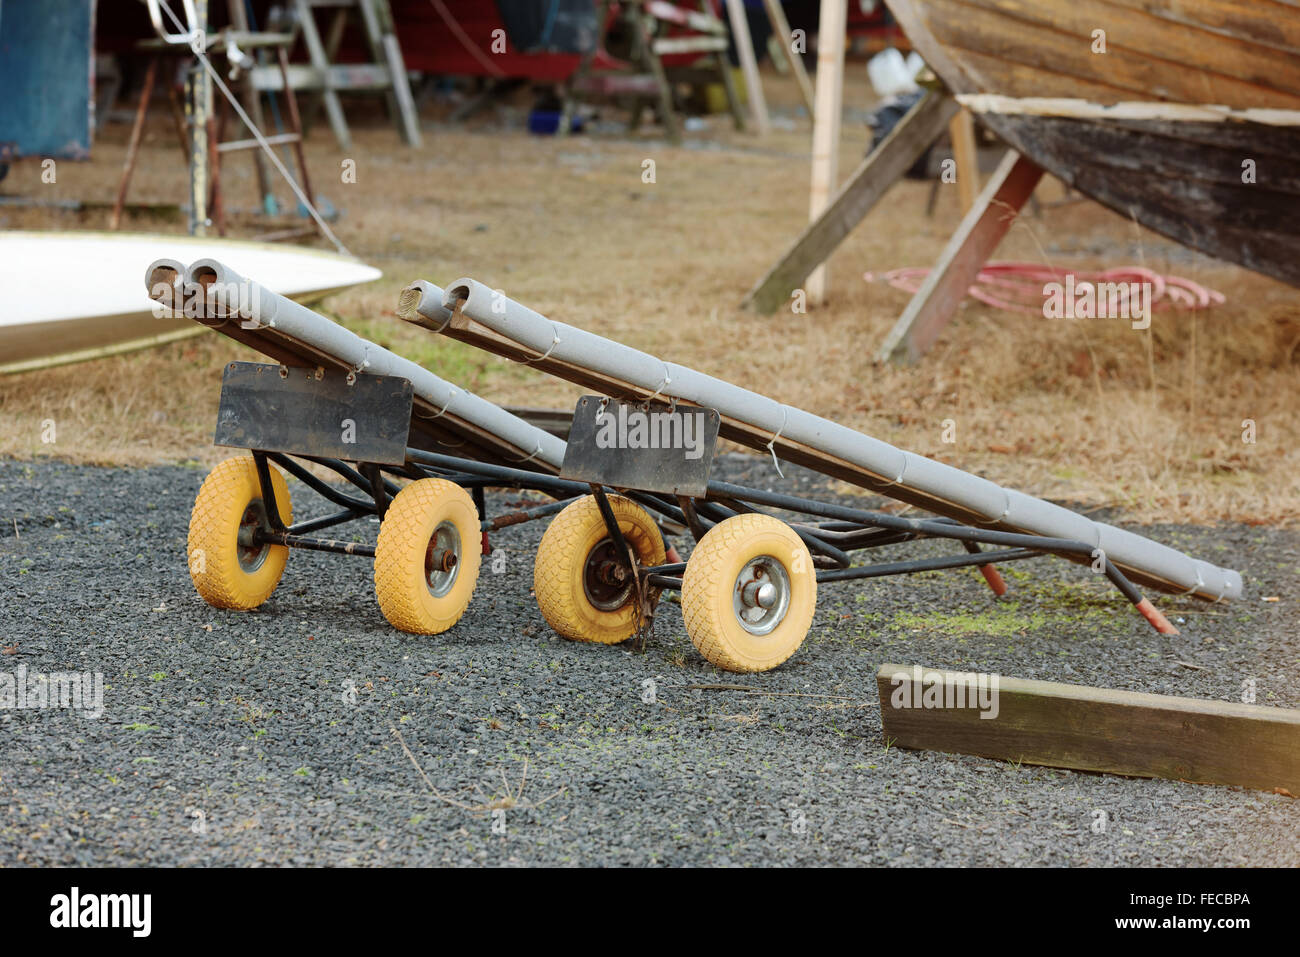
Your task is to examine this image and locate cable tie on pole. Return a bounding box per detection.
[641,366,672,410]
[511,443,545,465]
[417,387,459,420]
[521,328,562,363]
[766,408,788,479]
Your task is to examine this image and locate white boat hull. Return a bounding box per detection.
[0,232,381,372]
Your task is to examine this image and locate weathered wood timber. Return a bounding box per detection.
[877,663,1300,794]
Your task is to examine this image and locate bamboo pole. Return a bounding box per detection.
[948,109,980,213]
[806,0,846,305]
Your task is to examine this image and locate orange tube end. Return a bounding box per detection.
[1136,597,1179,635]
[979,563,1008,597]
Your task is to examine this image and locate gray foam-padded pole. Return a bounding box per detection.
[436,277,1241,603]
[145,259,565,470]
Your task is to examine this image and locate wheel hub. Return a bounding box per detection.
[237,500,271,572]
[583,539,634,611]
[424,521,462,598]
[732,556,791,636]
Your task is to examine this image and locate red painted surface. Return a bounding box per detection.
[977,563,1008,597]
[1135,597,1180,635]
[391,1,724,81]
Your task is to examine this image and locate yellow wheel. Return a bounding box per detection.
[187,456,293,610]
[681,513,816,673]
[533,494,666,644]
[374,479,481,634]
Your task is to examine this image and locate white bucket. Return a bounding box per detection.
[867,48,919,98]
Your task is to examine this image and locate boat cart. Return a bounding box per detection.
[145,257,691,635]
[395,277,1244,673]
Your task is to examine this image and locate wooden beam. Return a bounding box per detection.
[761,0,815,118]
[631,4,680,144]
[876,150,1044,364]
[877,664,1300,794]
[806,0,846,303]
[948,108,979,212]
[743,91,959,314]
[652,36,728,55]
[291,0,352,151]
[725,0,770,136]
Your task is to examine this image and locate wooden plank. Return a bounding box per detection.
[292,0,352,151]
[877,663,1300,794]
[806,0,846,302]
[251,63,393,93]
[938,0,1300,100]
[901,0,1300,109]
[725,0,771,135]
[652,35,728,55]
[647,0,727,34]
[875,150,1043,364]
[1105,0,1300,52]
[631,4,681,144]
[947,108,979,213]
[372,0,424,147]
[743,91,959,314]
[762,0,815,118]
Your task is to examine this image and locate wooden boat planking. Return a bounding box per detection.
[885,0,1300,288]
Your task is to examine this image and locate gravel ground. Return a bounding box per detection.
[1,455,1296,866]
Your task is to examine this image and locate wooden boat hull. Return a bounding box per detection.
[978,112,1300,287]
[885,0,1300,287]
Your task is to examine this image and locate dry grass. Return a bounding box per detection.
[2,71,1297,523]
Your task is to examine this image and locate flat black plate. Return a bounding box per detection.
[214,362,413,465]
[560,395,719,497]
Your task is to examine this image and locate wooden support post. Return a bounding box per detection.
[632,4,680,144]
[806,0,846,303]
[110,56,158,231]
[208,99,225,235]
[744,91,958,314]
[877,663,1300,795]
[277,46,317,209]
[724,0,770,136]
[761,0,814,119]
[560,0,611,137]
[705,0,746,131]
[225,0,274,207]
[876,150,1044,364]
[365,0,422,146]
[293,0,352,152]
[948,108,979,212]
[186,62,211,236]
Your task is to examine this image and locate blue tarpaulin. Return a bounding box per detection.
[0,0,95,158]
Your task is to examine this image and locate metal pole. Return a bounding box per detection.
[187,0,211,236]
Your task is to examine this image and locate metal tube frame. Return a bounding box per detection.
[240,438,1177,634]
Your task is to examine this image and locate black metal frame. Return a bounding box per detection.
[241,447,599,558]
[239,437,1176,635]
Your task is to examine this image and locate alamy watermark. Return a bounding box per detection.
[887,664,1000,720]
[0,665,104,719]
[1043,276,1151,330]
[594,404,707,460]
